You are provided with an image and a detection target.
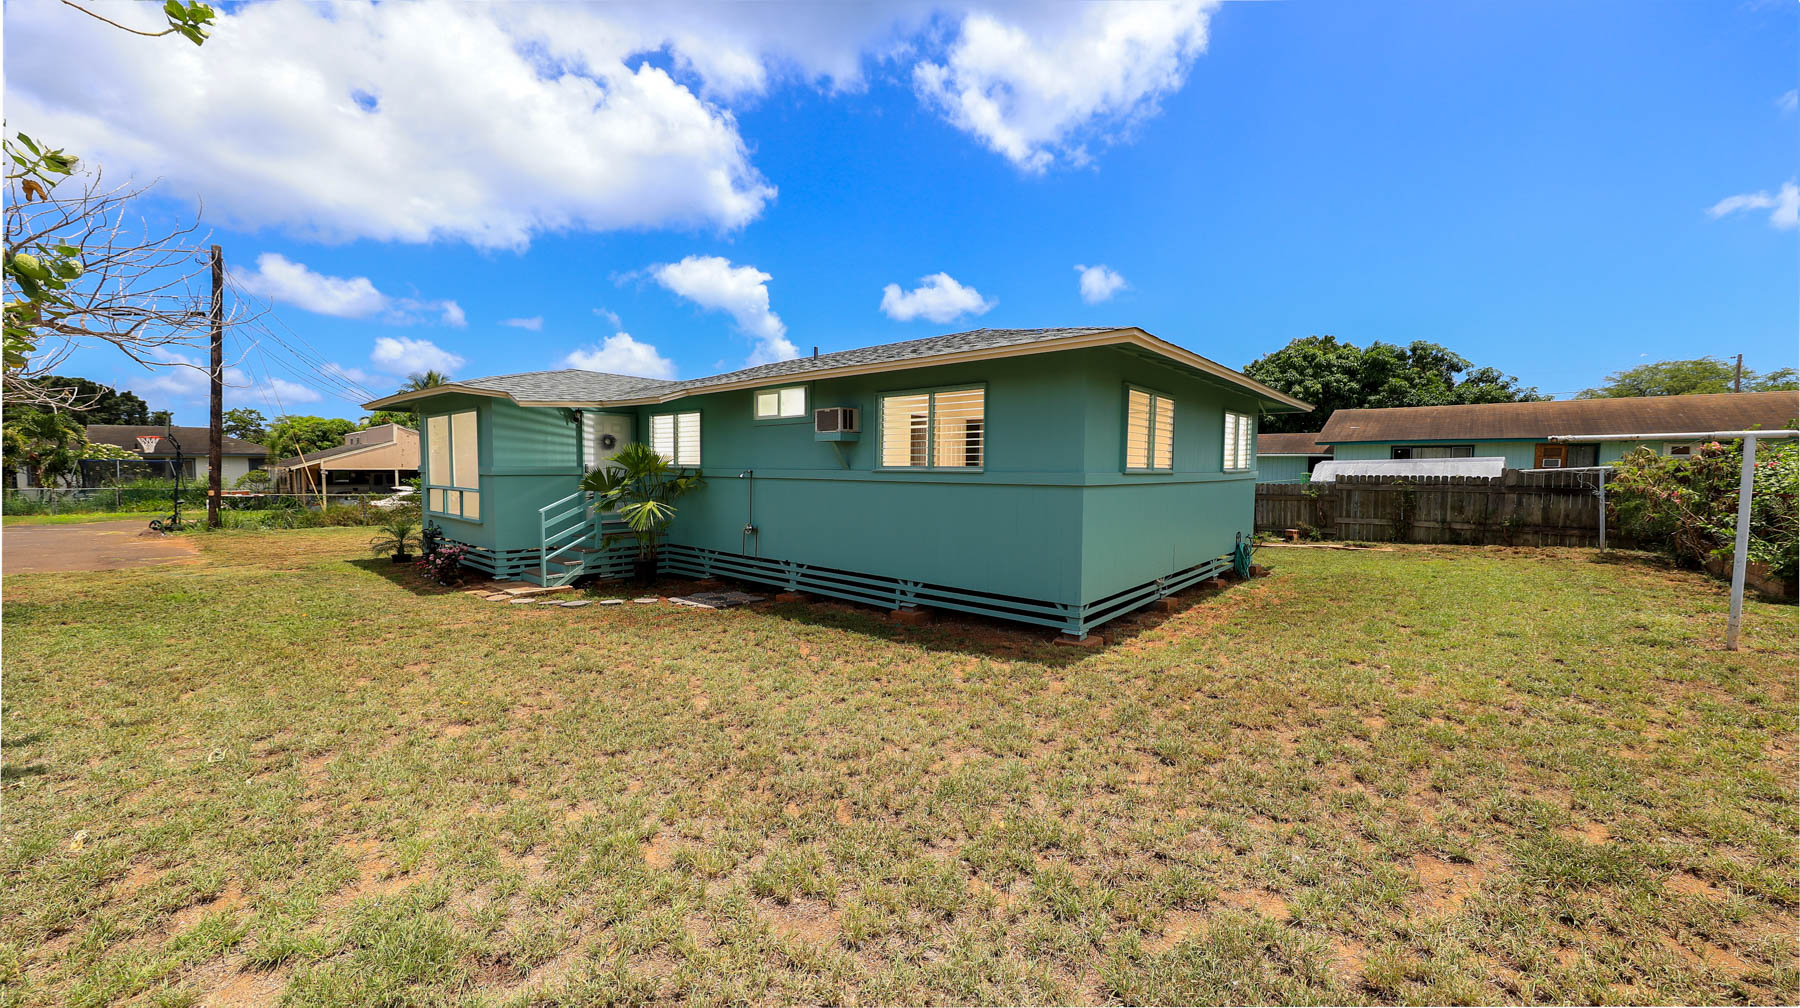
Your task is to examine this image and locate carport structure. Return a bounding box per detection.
[274,422,419,495]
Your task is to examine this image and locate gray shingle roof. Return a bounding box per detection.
[673,327,1118,394]
[431,329,1121,404]
[460,368,683,403]
[367,326,1309,410]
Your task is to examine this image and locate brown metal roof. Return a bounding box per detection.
[1317,391,1798,444]
[1255,432,1333,455]
[86,425,268,456]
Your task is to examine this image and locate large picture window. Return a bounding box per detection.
[650,411,701,466]
[424,410,480,519]
[879,386,984,469]
[1222,411,1254,471]
[1125,387,1175,471]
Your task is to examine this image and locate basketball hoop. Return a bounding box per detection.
[135,435,163,454]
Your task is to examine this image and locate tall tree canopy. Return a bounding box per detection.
[221,407,268,442]
[8,375,150,424]
[1576,357,1799,399]
[1243,336,1547,434]
[263,415,355,461]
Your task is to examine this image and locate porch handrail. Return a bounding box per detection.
[538,488,593,585]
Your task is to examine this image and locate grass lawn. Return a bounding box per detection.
[2,529,1795,1007]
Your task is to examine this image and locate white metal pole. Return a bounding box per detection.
[1725,435,1757,651]
[1596,468,1606,552]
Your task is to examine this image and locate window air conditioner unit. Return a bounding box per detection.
[1541,458,1562,468]
[814,406,860,443]
[814,407,859,433]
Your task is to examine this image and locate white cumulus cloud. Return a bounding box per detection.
[233,253,463,326]
[370,336,467,376]
[501,316,544,331]
[565,332,677,379]
[235,253,385,318]
[879,272,994,324]
[652,255,798,366]
[4,1,775,249]
[1708,182,1800,231]
[5,2,1229,252]
[914,1,1216,172]
[1074,264,1128,304]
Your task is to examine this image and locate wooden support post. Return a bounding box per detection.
[206,244,223,529]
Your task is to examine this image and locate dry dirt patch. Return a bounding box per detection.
[1413,855,1488,913]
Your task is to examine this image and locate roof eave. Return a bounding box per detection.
[361,384,514,411]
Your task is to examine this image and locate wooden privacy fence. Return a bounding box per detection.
[1255,470,1610,546]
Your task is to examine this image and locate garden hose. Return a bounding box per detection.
[1232,532,1254,578]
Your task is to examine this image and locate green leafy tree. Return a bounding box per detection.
[1609,440,1798,583]
[1244,335,1548,434]
[233,468,272,491]
[263,415,355,460]
[2,409,130,486]
[221,407,268,442]
[148,410,173,425]
[403,370,449,391]
[1577,357,1800,398]
[359,409,415,429]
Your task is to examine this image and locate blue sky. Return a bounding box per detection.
[8,0,1796,424]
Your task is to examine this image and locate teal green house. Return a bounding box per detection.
[365,327,1310,638]
[1315,392,1796,471]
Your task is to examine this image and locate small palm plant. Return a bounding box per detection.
[368,517,420,562]
[578,442,705,582]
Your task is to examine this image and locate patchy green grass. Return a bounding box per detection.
[2,530,1794,1006]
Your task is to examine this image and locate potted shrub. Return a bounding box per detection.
[578,442,704,584]
[368,517,420,562]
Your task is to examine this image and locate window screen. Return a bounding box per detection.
[880,388,983,469]
[424,410,479,519]
[1125,388,1175,470]
[650,412,701,466]
[1223,411,1254,471]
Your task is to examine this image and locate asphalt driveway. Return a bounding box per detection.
[2,520,200,574]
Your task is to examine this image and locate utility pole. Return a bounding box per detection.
[207,244,223,529]
[1733,353,1744,394]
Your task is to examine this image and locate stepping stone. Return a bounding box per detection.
[561,600,594,608]
[632,597,658,604]
[537,598,566,605]
[484,594,512,601]
[508,598,536,605]
[599,599,624,606]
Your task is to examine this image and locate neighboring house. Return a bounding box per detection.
[83,425,269,486]
[1254,432,1333,483]
[273,423,420,494]
[1316,391,1798,469]
[364,326,1310,638]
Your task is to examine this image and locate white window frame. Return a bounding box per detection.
[877,385,986,471]
[1223,411,1255,472]
[424,409,481,520]
[649,410,702,467]
[753,385,808,422]
[1124,385,1176,472]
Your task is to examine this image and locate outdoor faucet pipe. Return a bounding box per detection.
[738,470,758,556]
